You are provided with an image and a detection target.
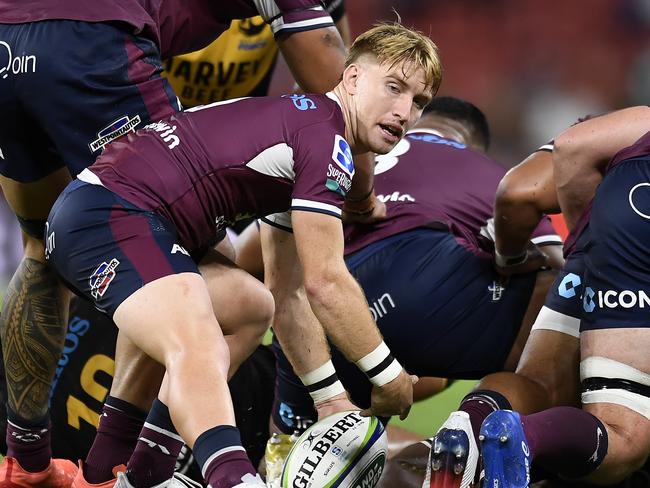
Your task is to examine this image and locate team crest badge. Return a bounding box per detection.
[89,258,120,299]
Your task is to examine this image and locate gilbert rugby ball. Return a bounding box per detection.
[281,410,387,488]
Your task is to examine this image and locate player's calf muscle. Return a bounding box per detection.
[0,257,67,419]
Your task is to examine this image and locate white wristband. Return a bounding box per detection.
[356,342,402,387]
[300,361,345,405]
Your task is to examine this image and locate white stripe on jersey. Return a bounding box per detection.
[271,15,332,35]
[184,97,251,113]
[531,234,563,245]
[246,143,295,180]
[292,198,342,217]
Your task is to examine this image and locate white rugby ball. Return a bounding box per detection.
[281,410,387,488]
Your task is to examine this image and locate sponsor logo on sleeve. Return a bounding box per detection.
[332,135,354,175]
[89,258,120,299]
[325,136,354,196]
[89,115,142,153]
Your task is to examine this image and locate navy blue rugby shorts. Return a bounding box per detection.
[581,159,650,331]
[0,20,179,182]
[46,180,198,317]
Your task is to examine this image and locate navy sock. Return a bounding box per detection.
[5,407,50,473]
[459,389,512,442]
[126,399,184,488]
[521,406,608,479]
[84,396,147,483]
[193,426,256,488]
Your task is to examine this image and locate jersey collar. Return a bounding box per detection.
[326,91,343,110]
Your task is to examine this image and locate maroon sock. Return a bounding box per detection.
[521,406,608,479]
[194,426,257,488]
[126,400,184,488]
[84,396,147,484]
[459,389,512,442]
[6,409,51,473]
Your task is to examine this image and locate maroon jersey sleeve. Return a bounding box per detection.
[291,124,353,217]
[264,120,352,230]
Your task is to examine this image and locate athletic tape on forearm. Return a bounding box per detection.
[300,361,345,405]
[356,342,402,387]
[494,249,527,268]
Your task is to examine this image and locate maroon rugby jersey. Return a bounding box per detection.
[79,93,353,252]
[344,129,560,257]
[0,0,334,58]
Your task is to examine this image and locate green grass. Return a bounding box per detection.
[393,380,475,436]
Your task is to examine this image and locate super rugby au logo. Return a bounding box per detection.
[89,258,120,299]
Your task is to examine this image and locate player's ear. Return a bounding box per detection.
[341,63,361,95]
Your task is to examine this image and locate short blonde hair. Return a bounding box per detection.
[347,23,442,95]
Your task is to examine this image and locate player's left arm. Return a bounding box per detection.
[494,149,558,258]
[554,105,650,230]
[276,26,346,93]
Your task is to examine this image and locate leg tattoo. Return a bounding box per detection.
[1,258,67,420]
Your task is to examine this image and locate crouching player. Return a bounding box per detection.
[479,108,650,487]
[44,23,441,488]
[265,97,563,485]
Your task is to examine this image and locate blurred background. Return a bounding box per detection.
[0,0,649,439]
[3,0,650,284]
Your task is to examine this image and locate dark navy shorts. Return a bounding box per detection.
[581,159,650,330]
[46,180,198,317]
[0,20,179,182]
[272,228,537,433]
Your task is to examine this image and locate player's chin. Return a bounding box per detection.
[368,134,399,155]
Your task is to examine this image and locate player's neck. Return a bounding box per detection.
[331,85,365,153]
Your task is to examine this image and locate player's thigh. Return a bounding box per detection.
[198,246,274,335]
[0,169,71,221]
[581,328,650,453]
[114,272,226,366]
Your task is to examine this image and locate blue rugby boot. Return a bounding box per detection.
[423,411,478,488]
[479,410,531,488]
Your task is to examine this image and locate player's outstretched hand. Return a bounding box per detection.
[316,392,359,420]
[361,370,417,420]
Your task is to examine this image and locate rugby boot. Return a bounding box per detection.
[70,462,124,488]
[423,411,478,488]
[115,471,203,488]
[0,457,77,488]
[479,410,531,488]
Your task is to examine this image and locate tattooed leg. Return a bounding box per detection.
[1,255,70,469]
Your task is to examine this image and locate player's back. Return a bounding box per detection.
[90,93,346,251]
[344,130,505,255]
